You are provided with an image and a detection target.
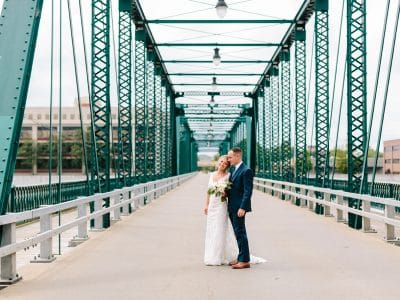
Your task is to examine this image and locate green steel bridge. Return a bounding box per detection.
[0,0,400,290]
[0,0,400,226]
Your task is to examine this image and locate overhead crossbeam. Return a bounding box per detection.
[177,91,250,97]
[156,43,281,47]
[167,73,263,76]
[163,60,272,64]
[173,83,256,86]
[146,19,295,24]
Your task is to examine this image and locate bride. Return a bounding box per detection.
[203,155,266,266]
[203,155,238,265]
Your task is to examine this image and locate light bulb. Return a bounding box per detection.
[211,77,217,91]
[213,48,221,66]
[216,0,228,18]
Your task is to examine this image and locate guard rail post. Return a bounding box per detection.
[384,204,396,242]
[0,222,21,284]
[69,200,89,247]
[32,207,56,263]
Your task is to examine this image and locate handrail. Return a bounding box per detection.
[254,177,400,245]
[0,172,197,284]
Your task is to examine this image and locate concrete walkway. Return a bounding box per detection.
[1,173,400,299]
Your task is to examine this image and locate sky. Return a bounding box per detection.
[0,0,399,154]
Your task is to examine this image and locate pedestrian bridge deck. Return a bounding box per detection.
[1,173,400,300]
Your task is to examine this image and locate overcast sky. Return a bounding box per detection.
[0,0,399,152]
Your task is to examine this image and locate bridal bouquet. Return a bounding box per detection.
[207,181,232,202]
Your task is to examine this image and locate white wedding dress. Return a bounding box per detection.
[204,172,266,266]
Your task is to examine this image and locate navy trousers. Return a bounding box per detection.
[229,212,250,263]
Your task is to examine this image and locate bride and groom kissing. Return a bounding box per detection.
[204,147,265,269]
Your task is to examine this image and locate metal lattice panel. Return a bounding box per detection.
[146,57,156,180]
[91,0,110,194]
[295,28,308,183]
[161,85,167,177]
[271,67,280,179]
[117,8,132,187]
[134,37,147,183]
[155,75,163,178]
[264,81,272,178]
[347,0,367,193]
[281,50,292,181]
[314,1,330,185]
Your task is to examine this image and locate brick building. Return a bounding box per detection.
[383,139,400,174]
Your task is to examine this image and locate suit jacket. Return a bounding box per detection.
[227,163,253,214]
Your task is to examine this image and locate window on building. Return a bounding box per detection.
[70,114,75,120]
[112,114,117,120]
[20,127,32,140]
[393,145,400,151]
[62,114,67,120]
[45,114,50,120]
[28,114,33,120]
[385,159,392,164]
[37,114,42,120]
[384,146,393,152]
[54,114,58,120]
[393,159,400,164]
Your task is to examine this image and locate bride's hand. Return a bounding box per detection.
[203,206,208,215]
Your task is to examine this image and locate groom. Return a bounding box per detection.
[227,147,253,269]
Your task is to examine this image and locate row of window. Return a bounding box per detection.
[25,113,117,121]
[384,159,400,164]
[384,145,400,152]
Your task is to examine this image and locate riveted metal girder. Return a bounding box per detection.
[314,0,330,186]
[294,27,308,183]
[134,29,147,183]
[280,50,292,181]
[117,1,132,187]
[91,0,111,227]
[0,0,44,214]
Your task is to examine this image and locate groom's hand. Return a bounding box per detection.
[237,208,246,218]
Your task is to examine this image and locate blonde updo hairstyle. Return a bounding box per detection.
[215,155,230,172]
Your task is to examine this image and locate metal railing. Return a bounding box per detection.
[7,178,128,213]
[0,172,196,284]
[254,177,400,244]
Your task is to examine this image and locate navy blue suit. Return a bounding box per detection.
[228,163,253,263]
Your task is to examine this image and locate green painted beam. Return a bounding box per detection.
[0,0,44,214]
[177,91,250,97]
[172,83,255,86]
[156,43,281,47]
[162,60,272,64]
[91,0,111,227]
[167,73,263,76]
[146,19,294,24]
[117,2,132,187]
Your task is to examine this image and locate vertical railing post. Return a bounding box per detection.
[323,192,332,216]
[0,222,21,284]
[92,197,103,231]
[112,194,121,221]
[335,195,345,222]
[69,201,89,247]
[32,209,56,263]
[384,204,396,242]
[121,192,131,215]
[362,199,374,232]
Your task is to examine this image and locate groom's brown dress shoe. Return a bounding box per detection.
[229,260,238,266]
[232,262,250,269]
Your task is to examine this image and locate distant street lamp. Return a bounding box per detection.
[215,0,228,18]
[210,95,216,106]
[213,48,221,66]
[211,77,217,91]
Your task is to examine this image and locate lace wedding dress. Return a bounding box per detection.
[204,172,266,266]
